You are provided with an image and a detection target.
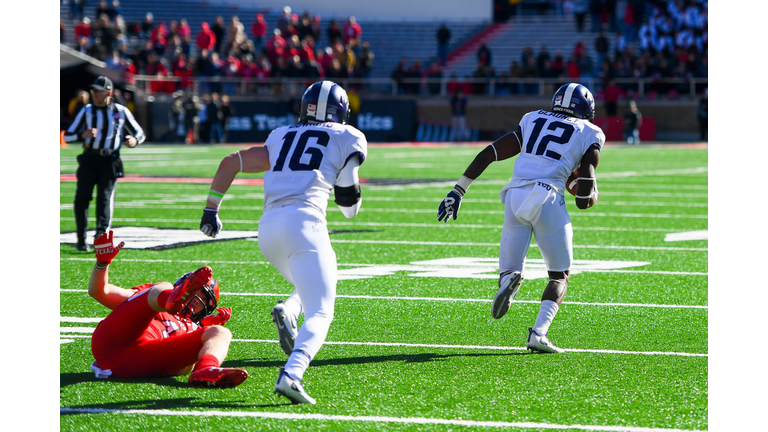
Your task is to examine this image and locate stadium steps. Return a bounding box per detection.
[443,22,510,67]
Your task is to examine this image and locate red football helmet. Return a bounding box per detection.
[174,272,220,322]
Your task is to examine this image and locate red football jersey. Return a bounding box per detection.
[127,283,201,341]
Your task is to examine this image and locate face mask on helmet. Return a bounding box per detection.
[300,80,350,124]
[174,272,220,322]
[551,83,595,121]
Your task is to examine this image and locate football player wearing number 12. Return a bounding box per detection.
[200,80,368,404]
[438,82,605,353]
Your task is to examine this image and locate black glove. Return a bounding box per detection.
[437,186,465,222]
[200,208,223,238]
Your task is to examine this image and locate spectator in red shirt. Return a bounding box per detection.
[177,18,191,39]
[174,59,195,90]
[343,16,362,47]
[75,17,92,42]
[316,46,333,73]
[566,55,581,79]
[573,41,587,60]
[251,13,267,53]
[264,29,286,66]
[239,54,258,79]
[150,22,168,54]
[122,58,137,85]
[196,22,216,52]
[298,38,315,63]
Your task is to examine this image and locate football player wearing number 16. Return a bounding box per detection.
[200,81,368,404]
[437,83,605,354]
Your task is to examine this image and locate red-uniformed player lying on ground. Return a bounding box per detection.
[87,231,248,388]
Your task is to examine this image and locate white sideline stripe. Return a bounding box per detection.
[57,408,706,432]
[58,334,707,358]
[60,258,709,275]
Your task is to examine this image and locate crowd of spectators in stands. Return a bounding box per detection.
[62,0,706,101]
[393,0,706,100]
[63,3,374,96]
[446,0,707,99]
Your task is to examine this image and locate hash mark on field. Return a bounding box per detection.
[58,407,706,432]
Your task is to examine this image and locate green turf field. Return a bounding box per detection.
[60,142,708,431]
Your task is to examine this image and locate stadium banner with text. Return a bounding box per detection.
[350,99,417,143]
[145,98,417,143]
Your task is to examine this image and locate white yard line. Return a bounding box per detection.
[57,333,707,358]
[61,257,709,273]
[59,290,708,309]
[57,407,707,431]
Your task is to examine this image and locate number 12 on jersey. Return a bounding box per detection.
[524,118,575,160]
[273,129,331,171]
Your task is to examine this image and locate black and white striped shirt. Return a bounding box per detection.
[64,102,146,152]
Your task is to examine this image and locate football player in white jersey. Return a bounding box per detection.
[438,83,604,354]
[199,80,368,404]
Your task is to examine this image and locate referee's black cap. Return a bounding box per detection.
[91,76,114,92]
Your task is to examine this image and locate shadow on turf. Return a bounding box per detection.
[227,351,526,370]
[60,397,256,413]
[60,373,295,409]
[60,372,192,389]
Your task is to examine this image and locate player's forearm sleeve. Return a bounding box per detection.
[335,157,362,217]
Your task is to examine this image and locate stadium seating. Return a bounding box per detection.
[442,14,610,80]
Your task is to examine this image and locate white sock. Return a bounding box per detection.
[532,300,559,336]
[284,350,312,381]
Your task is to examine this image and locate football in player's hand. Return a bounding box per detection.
[566,171,578,196]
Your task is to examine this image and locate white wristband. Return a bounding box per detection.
[576,186,599,200]
[208,189,225,207]
[456,175,473,194]
[236,150,243,173]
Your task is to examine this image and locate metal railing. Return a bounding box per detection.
[130,75,708,99]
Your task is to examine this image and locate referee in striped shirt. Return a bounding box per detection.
[63,76,146,251]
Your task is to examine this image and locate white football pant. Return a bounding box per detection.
[499,185,574,274]
[258,204,337,379]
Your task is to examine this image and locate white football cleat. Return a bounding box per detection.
[491,271,522,319]
[526,327,564,354]
[271,301,298,356]
[274,368,316,404]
